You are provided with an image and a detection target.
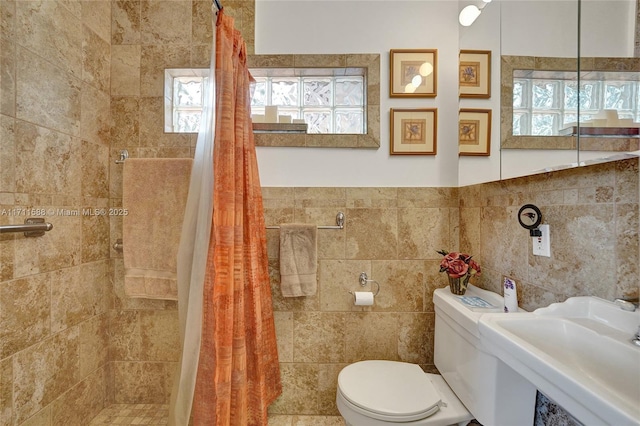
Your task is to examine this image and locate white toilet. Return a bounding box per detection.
[336,285,536,426]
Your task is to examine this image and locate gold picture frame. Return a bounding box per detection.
[390,108,437,155]
[459,50,491,98]
[389,49,437,98]
[459,109,491,156]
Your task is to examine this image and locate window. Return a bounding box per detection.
[165,68,366,135]
[164,54,380,149]
[164,68,209,133]
[251,72,365,134]
[513,72,640,136]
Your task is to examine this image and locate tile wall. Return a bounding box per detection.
[262,187,460,415]
[115,160,640,415]
[460,157,639,310]
[262,159,639,416]
[0,0,112,424]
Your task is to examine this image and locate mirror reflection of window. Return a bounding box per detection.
[251,75,365,134]
[513,71,640,137]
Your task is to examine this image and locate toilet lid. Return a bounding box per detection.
[338,360,442,422]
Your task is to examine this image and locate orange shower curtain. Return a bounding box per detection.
[193,10,281,425]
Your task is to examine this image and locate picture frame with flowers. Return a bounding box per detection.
[390,108,437,155]
[459,50,491,98]
[390,49,438,98]
[459,108,491,156]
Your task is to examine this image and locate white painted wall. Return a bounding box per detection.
[581,0,635,57]
[501,1,633,58]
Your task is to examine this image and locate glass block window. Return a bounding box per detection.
[513,74,640,136]
[250,74,365,134]
[164,69,209,133]
[165,68,366,134]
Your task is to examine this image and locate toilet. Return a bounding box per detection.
[336,285,536,426]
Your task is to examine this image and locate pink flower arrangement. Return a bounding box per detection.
[437,250,481,281]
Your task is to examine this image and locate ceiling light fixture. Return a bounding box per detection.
[459,0,492,27]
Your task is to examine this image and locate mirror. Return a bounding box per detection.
[498,0,638,180]
[458,0,502,186]
[503,56,640,150]
[247,54,381,149]
[458,0,582,184]
[460,0,638,184]
[498,0,580,180]
[577,0,638,165]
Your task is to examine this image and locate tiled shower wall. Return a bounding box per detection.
[0,0,112,424]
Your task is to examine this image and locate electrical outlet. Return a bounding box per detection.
[532,224,551,257]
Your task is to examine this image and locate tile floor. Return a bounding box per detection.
[88,404,345,425]
[87,404,486,425]
[89,404,169,425]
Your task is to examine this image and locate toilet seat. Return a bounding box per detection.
[337,360,443,422]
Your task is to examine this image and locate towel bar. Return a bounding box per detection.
[266,211,345,230]
[0,218,53,237]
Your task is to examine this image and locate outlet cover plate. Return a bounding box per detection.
[533,224,551,257]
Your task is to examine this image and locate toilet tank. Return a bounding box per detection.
[433,285,536,426]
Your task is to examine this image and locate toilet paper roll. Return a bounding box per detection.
[354,291,374,306]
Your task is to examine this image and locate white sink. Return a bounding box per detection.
[479,296,640,425]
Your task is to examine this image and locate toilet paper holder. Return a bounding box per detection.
[348,272,381,299]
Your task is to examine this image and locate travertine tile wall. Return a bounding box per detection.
[0,0,112,424]
[262,187,460,415]
[460,157,639,311]
[261,164,639,415]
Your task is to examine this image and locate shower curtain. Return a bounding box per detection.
[169,8,281,426]
[193,10,282,423]
[168,7,217,426]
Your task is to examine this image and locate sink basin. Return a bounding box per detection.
[479,296,640,425]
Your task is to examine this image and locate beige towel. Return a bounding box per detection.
[122,158,192,300]
[279,223,318,297]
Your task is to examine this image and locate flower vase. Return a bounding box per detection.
[448,275,470,295]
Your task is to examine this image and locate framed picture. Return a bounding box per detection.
[390,108,437,155]
[459,109,491,156]
[389,49,437,97]
[459,50,491,98]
